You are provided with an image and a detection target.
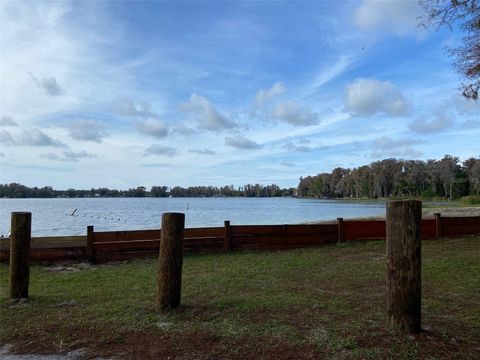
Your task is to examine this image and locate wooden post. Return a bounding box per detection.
[224,220,231,252]
[86,225,96,264]
[337,218,344,243]
[157,212,185,312]
[386,200,422,334]
[10,212,32,299]
[434,213,442,239]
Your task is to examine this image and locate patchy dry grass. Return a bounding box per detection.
[1,236,479,359]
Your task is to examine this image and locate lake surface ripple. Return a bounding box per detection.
[0,197,386,236]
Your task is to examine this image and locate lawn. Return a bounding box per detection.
[1,237,479,359]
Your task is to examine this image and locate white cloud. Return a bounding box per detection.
[189,148,216,155]
[409,112,453,134]
[0,116,18,127]
[281,161,295,167]
[43,150,96,162]
[345,78,409,117]
[144,144,179,157]
[0,130,16,145]
[0,128,65,147]
[271,101,318,126]
[354,0,423,36]
[254,81,286,108]
[225,135,261,149]
[182,93,236,131]
[116,100,160,119]
[29,73,65,96]
[372,136,422,158]
[173,125,197,136]
[304,55,354,98]
[136,119,169,138]
[283,141,311,152]
[67,119,108,143]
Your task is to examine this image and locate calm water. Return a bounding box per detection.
[0,197,386,236]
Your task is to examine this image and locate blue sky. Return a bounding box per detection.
[0,0,479,189]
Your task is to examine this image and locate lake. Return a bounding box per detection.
[0,197,386,236]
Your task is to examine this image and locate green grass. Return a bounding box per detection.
[460,195,480,205]
[1,237,479,359]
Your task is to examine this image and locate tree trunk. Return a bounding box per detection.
[157,212,185,312]
[386,200,422,333]
[10,212,32,299]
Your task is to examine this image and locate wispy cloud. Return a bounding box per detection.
[271,101,318,126]
[354,0,423,36]
[344,78,409,117]
[0,116,18,127]
[1,129,65,147]
[225,135,261,149]
[43,150,97,162]
[144,144,179,157]
[372,136,422,158]
[254,82,286,108]
[281,160,295,167]
[67,120,108,143]
[116,100,161,119]
[29,73,65,96]
[182,93,236,131]
[189,148,217,155]
[409,112,453,134]
[136,119,169,138]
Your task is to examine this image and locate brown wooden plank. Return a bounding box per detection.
[232,234,337,246]
[443,225,480,236]
[421,219,437,238]
[93,229,161,243]
[0,238,9,251]
[442,216,480,226]
[0,250,9,261]
[230,224,337,236]
[185,243,225,253]
[344,220,386,240]
[92,227,223,243]
[1,247,86,263]
[0,236,86,250]
[94,240,159,252]
[185,227,224,238]
[343,220,386,227]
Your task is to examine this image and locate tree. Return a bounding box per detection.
[419,0,480,99]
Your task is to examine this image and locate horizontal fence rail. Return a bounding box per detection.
[0,215,479,263]
[0,236,86,262]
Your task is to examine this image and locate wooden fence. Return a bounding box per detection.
[1,215,479,263]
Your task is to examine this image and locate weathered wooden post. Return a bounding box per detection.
[224,220,231,252]
[434,213,442,239]
[9,212,32,299]
[337,218,344,243]
[157,212,185,312]
[386,200,422,333]
[86,225,96,264]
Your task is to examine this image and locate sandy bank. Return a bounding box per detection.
[308,206,480,224]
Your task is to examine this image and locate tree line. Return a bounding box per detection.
[0,183,295,198]
[297,155,480,199]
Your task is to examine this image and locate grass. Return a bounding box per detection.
[460,195,480,205]
[1,237,479,359]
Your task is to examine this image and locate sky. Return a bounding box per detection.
[0,0,479,190]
